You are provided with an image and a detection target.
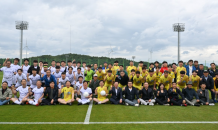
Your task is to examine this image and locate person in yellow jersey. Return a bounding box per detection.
[137,61,144,73]
[58,81,74,106]
[104,70,114,89]
[126,61,137,75]
[106,64,116,77]
[176,60,187,75]
[128,69,136,81]
[146,69,157,90]
[189,70,200,91]
[96,67,105,81]
[93,80,109,105]
[141,66,149,84]
[213,73,218,101]
[149,63,154,71]
[177,71,189,89]
[168,65,175,82]
[158,70,172,90]
[154,67,162,86]
[133,71,143,90]
[113,61,120,74]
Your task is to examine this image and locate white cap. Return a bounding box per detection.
[93,74,98,77]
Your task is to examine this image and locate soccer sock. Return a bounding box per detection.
[87,99,90,103]
[29,100,34,104]
[78,99,82,103]
[98,102,101,104]
[14,100,21,105]
[32,102,37,105]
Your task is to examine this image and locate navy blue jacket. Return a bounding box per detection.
[109,87,123,100]
[200,75,214,89]
[168,88,184,100]
[182,88,199,101]
[208,69,218,78]
[41,75,57,87]
[123,86,139,100]
[139,87,153,100]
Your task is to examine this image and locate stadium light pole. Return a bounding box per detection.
[173,23,185,62]
[15,21,28,66]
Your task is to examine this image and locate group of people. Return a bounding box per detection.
[0,58,217,107]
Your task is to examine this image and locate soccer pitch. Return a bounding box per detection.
[0,72,218,130]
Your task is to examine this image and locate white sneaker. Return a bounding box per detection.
[164,104,169,106]
[149,103,154,106]
[209,103,215,106]
[135,104,139,107]
[125,103,129,106]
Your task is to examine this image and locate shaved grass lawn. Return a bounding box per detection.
[1,72,218,129]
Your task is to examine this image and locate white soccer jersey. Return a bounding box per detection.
[72,66,77,73]
[0,67,15,86]
[74,72,84,81]
[81,67,87,73]
[32,87,44,100]
[66,72,74,85]
[11,64,21,72]
[16,86,29,101]
[29,74,40,88]
[22,65,30,75]
[58,77,69,88]
[53,71,61,80]
[41,70,46,76]
[76,81,83,91]
[49,66,56,73]
[80,87,92,101]
[60,66,66,73]
[15,73,27,87]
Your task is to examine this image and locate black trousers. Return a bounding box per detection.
[110,98,123,104]
[170,99,183,106]
[156,99,168,105]
[42,99,57,105]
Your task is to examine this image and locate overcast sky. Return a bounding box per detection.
[0,0,218,64]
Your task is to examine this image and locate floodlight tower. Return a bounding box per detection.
[15,21,29,66]
[173,23,185,62]
[132,56,135,65]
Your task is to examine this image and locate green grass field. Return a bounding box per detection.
[0,72,218,130]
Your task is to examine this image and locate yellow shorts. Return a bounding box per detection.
[118,83,126,88]
[64,99,72,102]
[133,84,142,90]
[98,98,107,102]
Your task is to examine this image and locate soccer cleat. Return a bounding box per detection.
[194,103,200,107]
[95,102,98,105]
[125,103,129,106]
[20,103,25,105]
[209,103,215,106]
[36,104,39,106]
[67,103,72,106]
[135,104,139,107]
[164,104,170,106]
[26,102,29,105]
[78,103,82,105]
[214,100,217,103]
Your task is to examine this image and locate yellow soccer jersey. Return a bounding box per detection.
[127,66,137,75]
[190,75,200,90]
[159,75,172,90]
[146,74,156,86]
[106,68,116,77]
[113,66,120,73]
[105,75,114,87]
[137,66,143,73]
[155,72,162,85]
[61,87,74,101]
[133,75,143,90]
[169,71,175,79]
[177,75,189,88]
[97,86,108,101]
[96,71,105,81]
[176,67,187,75]
[141,71,148,82]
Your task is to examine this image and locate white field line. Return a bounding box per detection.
[83,100,93,124]
[0,121,218,124]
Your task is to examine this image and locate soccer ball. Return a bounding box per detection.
[100,90,106,96]
[83,92,89,97]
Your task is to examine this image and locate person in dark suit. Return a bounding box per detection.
[109,82,123,105]
[40,70,57,87]
[41,81,58,105]
[139,82,155,106]
[27,60,40,75]
[200,70,215,102]
[122,80,140,106]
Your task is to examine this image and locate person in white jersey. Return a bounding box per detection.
[49,60,56,73]
[81,62,87,73]
[52,66,61,81]
[76,81,92,105]
[10,79,29,105]
[75,76,84,97]
[72,61,77,73]
[27,68,41,89]
[74,67,84,81]
[9,58,21,85]
[22,59,30,86]
[0,60,15,87]
[65,60,72,72]
[27,80,44,106]
[60,61,66,73]
[57,72,69,97]
[66,67,75,87]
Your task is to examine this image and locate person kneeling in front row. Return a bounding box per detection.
[93,80,109,105]
[76,81,92,105]
[197,82,215,106]
[109,82,123,105]
[123,80,140,107]
[0,81,12,105]
[58,81,74,106]
[41,81,58,105]
[139,82,155,106]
